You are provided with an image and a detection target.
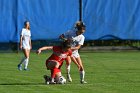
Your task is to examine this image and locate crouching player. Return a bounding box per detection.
[37,40,80,84]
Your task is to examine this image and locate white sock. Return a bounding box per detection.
[24,58,29,69]
[51,78,54,82]
[80,70,85,81]
[67,65,71,75]
[19,57,26,65]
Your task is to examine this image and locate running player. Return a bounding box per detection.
[18,21,32,71]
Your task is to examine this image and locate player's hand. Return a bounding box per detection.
[19,45,22,50]
[36,50,41,54]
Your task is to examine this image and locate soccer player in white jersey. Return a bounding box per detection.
[59,21,87,84]
[17,21,32,71]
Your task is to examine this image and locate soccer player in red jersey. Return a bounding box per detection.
[37,41,80,84]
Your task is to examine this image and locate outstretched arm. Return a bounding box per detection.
[29,38,32,49]
[19,35,23,50]
[37,46,53,54]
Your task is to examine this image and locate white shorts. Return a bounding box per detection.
[22,47,30,50]
[72,50,80,58]
[22,45,30,50]
[22,43,30,50]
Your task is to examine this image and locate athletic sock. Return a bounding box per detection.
[19,57,26,65]
[24,58,29,69]
[51,78,54,82]
[80,70,85,81]
[67,65,71,75]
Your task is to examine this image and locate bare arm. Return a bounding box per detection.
[19,35,23,49]
[37,46,53,54]
[29,38,32,49]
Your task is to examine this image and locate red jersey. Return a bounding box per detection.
[46,46,72,65]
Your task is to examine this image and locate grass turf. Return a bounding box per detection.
[0,51,140,93]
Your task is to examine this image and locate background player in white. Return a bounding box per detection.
[18,21,32,70]
[59,21,87,84]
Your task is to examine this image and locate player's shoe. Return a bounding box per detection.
[67,74,72,82]
[43,75,51,84]
[80,80,87,84]
[17,64,22,71]
[24,68,29,71]
[49,81,56,84]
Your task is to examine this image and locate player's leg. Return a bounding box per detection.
[65,56,72,82]
[17,49,28,70]
[72,51,87,84]
[46,60,60,69]
[50,68,61,84]
[71,56,80,70]
[46,61,60,83]
[54,71,62,83]
[18,57,26,70]
[75,57,87,84]
[19,57,26,64]
[43,60,52,84]
[43,74,51,84]
[44,70,62,84]
[23,49,30,70]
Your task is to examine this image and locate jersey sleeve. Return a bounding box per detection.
[79,35,85,45]
[20,28,24,36]
[29,30,31,37]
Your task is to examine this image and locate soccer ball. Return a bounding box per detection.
[57,76,66,84]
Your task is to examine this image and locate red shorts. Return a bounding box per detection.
[45,60,63,69]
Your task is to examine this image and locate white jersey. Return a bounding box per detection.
[21,28,31,49]
[64,30,85,58]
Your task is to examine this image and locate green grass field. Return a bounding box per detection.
[0,51,140,93]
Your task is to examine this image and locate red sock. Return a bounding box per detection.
[51,67,60,78]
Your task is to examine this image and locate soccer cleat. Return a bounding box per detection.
[80,80,87,84]
[43,75,57,84]
[43,75,51,84]
[43,75,48,83]
[49,81,56,84]
[24,68,29,71]
[67,74,72,82]
[17,64,22,71]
